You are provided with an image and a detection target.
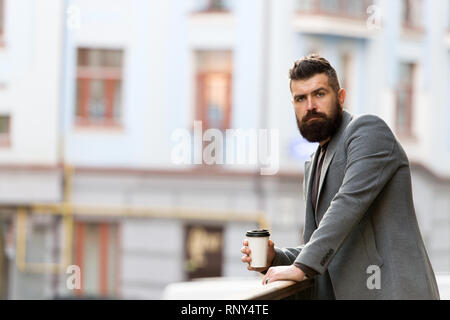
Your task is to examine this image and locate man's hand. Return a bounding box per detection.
[261,265,306,285]
[241,239,275,273]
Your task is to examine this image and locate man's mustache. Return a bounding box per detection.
[302,111,327,123]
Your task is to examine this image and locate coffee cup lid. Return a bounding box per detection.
[246,229,270,237]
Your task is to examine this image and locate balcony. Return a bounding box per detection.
[162,277,315,300]
[188,0,235,48]
[240,278,314,300]
[294,0,377,38]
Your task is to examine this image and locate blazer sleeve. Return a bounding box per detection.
[272,246,305,266]
[258,246,304,276]
[293,115,401,274]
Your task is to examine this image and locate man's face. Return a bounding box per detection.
[291,73,345,143]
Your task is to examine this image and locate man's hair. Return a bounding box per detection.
[289,53,340,93]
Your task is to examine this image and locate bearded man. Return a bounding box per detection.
[241,54,440,300]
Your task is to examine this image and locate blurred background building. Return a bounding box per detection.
[0,0,449,299]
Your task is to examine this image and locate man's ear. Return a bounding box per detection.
[338,88,346,108]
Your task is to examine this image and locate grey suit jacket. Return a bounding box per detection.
[272,110,440,300]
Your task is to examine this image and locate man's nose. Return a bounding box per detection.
[305,96,315,111]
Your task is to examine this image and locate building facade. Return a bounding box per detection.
[0,0,449,299]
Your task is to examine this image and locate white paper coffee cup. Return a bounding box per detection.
[246,229,270,268]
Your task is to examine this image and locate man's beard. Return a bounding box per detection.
[296,101,343,143]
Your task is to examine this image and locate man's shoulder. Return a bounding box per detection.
[345,113,393,137]
[341,113,399,153]
[348,113,388,128]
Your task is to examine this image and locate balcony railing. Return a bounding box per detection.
[162,277,314,300]
[297,0,373,20]
[239,279,315,300]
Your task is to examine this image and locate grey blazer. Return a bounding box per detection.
[272,110,440,300]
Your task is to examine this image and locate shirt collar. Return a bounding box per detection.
[320,141,329,151]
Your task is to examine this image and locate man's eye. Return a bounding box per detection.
[296,97,305,102]
[317,92,325,97]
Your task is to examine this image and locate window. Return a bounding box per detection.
[195,51,232,131]
[0,115,10,147]
[207,0,227,11]
[340,53,351,91]
[340,53,353,110]
[402,0,423,29]
[195,0,230,12]
[74,222,120,298]
[298,0,315,12]
[184,224,223,280]
[75,48,123,127]
[395,63,415,137]
[0,217,13,299]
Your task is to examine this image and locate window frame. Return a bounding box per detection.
[196,0,230,13]
[75,48,124,128]
[196,71,232,131]
[395,63,415,139]
[0,115,11,148]
[74,221,120,298]
[401,0,424,32]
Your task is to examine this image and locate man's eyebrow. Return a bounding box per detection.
[312,87,328,94]
[293,87,329,99]
[293,94,305,100]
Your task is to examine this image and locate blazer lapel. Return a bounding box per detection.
[314,143,336,214]
[314,111,353,219]
[304,147,320,241]
[303,161,310,200]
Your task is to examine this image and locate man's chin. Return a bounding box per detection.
[301,135,322,143]
[299,125,329,143]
